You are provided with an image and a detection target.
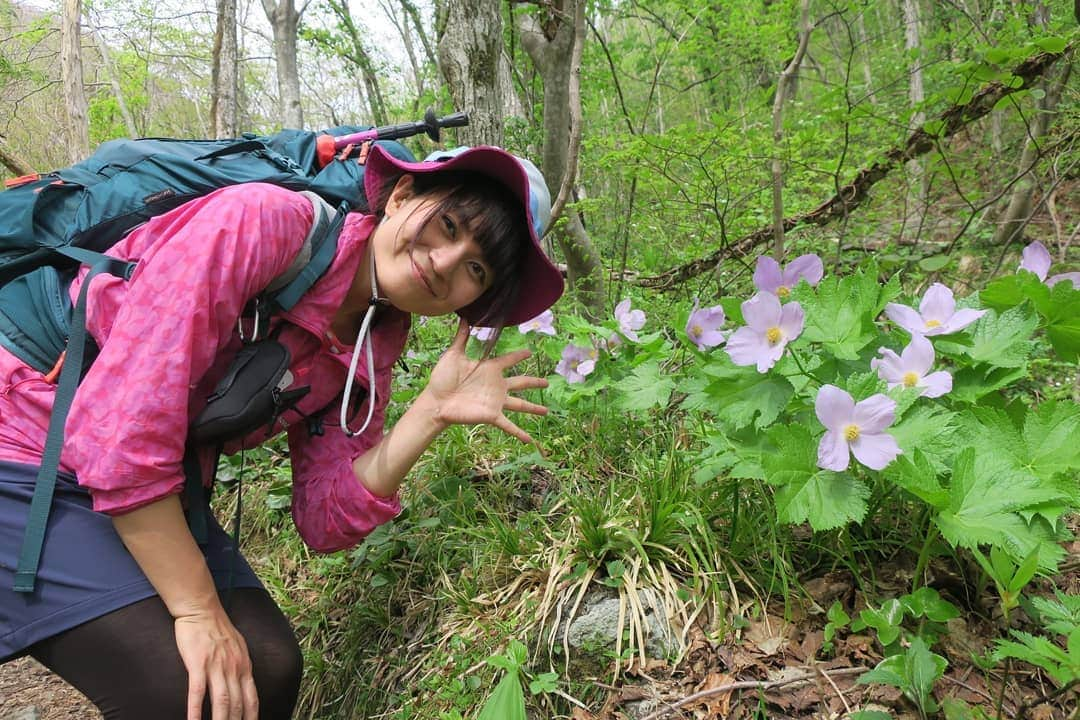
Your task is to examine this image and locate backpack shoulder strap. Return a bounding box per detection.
[265,191,344,312]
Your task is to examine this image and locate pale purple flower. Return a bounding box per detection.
[870,334,952,398]
[725,292,804,372]
[753,254,824,298]
[470,326,496,342]
[884,283,986,336]
[686,299,727,350]
[555,344,596,384]
[615,299,646,342]
[519,309,556,336]
[1019,241,1080,289]
[815,385,901,471]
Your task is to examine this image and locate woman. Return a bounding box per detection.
[0,144,564,720]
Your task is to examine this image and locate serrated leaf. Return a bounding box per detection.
[949,364,1027,404]
[697,358,794,430]
[884,450,949,508]
[1022,401,1080,478]
[766,426,869,530]
[981,273,1050,311]
[934,448,1065,558]
[962,305,1037,368]
[794,265,886,359]
[613,360,675,411]
[888,405,957,475]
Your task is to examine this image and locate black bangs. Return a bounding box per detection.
[410,170,529,332]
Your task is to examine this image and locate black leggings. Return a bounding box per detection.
[28,588,302,720]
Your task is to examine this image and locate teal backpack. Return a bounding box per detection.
[0,111,468,592]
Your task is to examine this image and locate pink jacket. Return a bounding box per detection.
[0,183,410,552]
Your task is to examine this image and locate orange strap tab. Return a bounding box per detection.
[357,141,371,165]
[4,173,40,189]
[43,351,66,384]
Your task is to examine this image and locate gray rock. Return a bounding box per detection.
[560,588,680,662]
[3,707,41,720]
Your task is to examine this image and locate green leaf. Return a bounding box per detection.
[696,358,794,430]
[613,360,676,411]
[860,598,905,647]
[794,264,889,359]
[1034,36,1067,53]
[934,448,1064,556]
[902,587,961,623]
[888,405,957,476]
[859,637,947,711]
[919,255,950,272]
[961,305,1037,368]
[883,450,949,509]
[980,273,1049,312]
[765,425,869,530]
[476,671,527,720]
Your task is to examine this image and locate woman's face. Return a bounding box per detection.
[372,175,495,317]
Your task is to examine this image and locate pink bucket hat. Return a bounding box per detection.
[363,143,565,326]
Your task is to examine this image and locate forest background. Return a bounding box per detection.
[2,0,1080,718]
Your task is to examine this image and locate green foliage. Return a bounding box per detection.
[476,641,528,720]
[859,637,948,717]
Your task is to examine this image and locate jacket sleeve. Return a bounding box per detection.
[285,356,401,553]
[64,183,315,514]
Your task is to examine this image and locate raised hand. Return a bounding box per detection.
[423,318,549,445]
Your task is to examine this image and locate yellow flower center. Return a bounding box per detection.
[690,324,703,339]
[925,319,941,328]
[844,424,860,441]
[902,371,919,387]
[777,286,791,298]
[766,327,782,344]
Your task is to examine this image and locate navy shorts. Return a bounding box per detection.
[0,460,262,661]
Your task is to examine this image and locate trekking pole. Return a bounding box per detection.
[332,108,469,150]
[316,109,468,167]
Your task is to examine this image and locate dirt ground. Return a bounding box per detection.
[0,656,99,720]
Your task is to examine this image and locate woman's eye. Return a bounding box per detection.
[441,214,456,237]
[469,262,488,284]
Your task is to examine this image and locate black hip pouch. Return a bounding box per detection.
[189,339,310,445]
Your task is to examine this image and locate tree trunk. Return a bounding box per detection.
[0,136,35,176]
[87,16,138,138]
[60,0,89,162]
[437,0,504,146]
[261,0,304,129]
[211,0,239,138]
[901,0,926,244]
[327,0,388,126]
[770,0,811,260]
[990,59,1071,247]
[519,0,603,320]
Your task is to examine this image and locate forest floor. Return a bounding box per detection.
[1,545,1078,719]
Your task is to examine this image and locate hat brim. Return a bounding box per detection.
[364,144,564,326]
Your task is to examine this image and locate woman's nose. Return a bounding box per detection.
[430,244,466,276]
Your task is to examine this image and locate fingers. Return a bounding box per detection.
[494,415,534,445]
[492,347,532,370]
[506,375,549,392]
[451,317,470,350]
[504,396,548,416]
[241,674,259,720]
[187,669,207,720]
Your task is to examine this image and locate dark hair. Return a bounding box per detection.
[374,169,529,344]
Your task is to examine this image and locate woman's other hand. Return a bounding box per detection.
[424,318,549,445]
[174,605,259,720]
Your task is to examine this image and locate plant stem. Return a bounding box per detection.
[995,657,1011,720]
[786,347,824,385]
[912,521,940,593]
